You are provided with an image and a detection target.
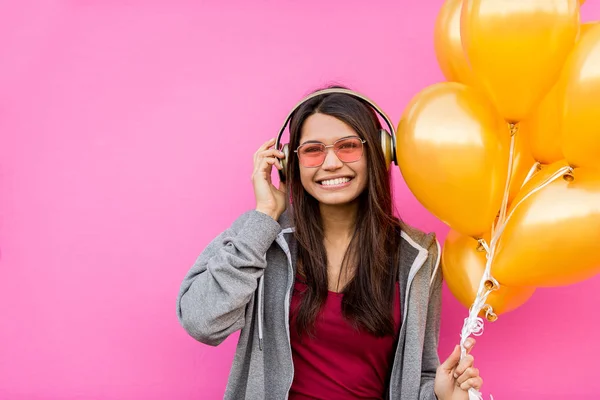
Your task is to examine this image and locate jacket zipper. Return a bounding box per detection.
[276,233,295,400]
[388,234,429,400]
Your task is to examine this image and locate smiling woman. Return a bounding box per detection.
[176,86,483,400]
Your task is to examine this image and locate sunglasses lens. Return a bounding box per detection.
[335,137,364,162]
[298,143,326,167]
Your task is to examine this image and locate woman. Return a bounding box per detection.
[176,86,483,400]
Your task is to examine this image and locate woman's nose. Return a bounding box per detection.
[321,148,343,170]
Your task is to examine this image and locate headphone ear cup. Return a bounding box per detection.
[379,129,393,170]
[278,143,290,182]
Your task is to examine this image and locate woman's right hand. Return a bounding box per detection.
[252,138,287,221]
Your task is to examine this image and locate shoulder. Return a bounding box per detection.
[223,210,282,234]
[398,220,439,255]
[208,210,283,252]
[398,220,442,285]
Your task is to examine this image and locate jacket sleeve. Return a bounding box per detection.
[419,238,443,400]
[176,210,282,346]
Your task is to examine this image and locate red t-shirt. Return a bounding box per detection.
[288,277,401,400]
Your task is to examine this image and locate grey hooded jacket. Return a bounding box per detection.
[177,210,442,400]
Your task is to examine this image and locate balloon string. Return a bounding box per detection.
[494,124,518,239]
[460,253,495,400]
[522,161,541,188]
[460,123,518,400]
[462,127,516,346]
[460,122,570,400]
[464,163,570,400]
[495,165,572,239]
[491,125,517,240]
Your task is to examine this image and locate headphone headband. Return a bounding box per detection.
[275,88,397,164]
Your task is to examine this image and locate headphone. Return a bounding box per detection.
[275,88,397,182]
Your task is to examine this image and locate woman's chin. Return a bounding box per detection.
[313,191,361,207]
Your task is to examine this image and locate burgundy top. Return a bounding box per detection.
[288,278,401,400]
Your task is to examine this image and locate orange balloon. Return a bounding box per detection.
[397,82,508,238]
[507,128,537,203]
[461,0,580,123]
[519,22,595,164]
[443,229,536,319]
[560,23,600,169]
[508,160,569,213]
[520,84,565,164]
[493,167,600,287]
[434,0,475,86]
[580,21,598,36]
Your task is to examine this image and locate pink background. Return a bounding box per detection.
[1,1,599,399]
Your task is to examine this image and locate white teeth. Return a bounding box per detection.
[321,177,351,186]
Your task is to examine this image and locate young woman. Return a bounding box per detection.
[177,87,483,400]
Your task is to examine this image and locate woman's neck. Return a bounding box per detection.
[320,202,358,243]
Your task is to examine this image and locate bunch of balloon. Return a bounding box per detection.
[396,1,600,398]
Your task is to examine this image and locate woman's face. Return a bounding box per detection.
[297,113,368,207]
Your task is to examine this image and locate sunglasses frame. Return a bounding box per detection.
[294,136,367,168]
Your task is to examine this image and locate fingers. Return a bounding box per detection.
[255,138,277,157]
[464,337,476,354]
[454,339,482,391]
[254,148,285,169]
[254,138,283,162]
[459,376,483,391]
[252,157,281,181]
[263,156,283,170]
[252,140,285,180]
[440,338,476,373]
[258,148,285,161]
[456,366,479,386]
[441,338,481,392]
[455,358,483,393]
[454,354,474,379]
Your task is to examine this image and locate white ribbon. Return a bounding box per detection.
[457,124,572,400]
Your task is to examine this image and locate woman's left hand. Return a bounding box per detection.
[433,338,483,400]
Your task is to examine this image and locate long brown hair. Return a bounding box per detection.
[287,86,403,337]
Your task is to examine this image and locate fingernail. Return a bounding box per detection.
[465,339,473,348]
[453,373,458,379]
